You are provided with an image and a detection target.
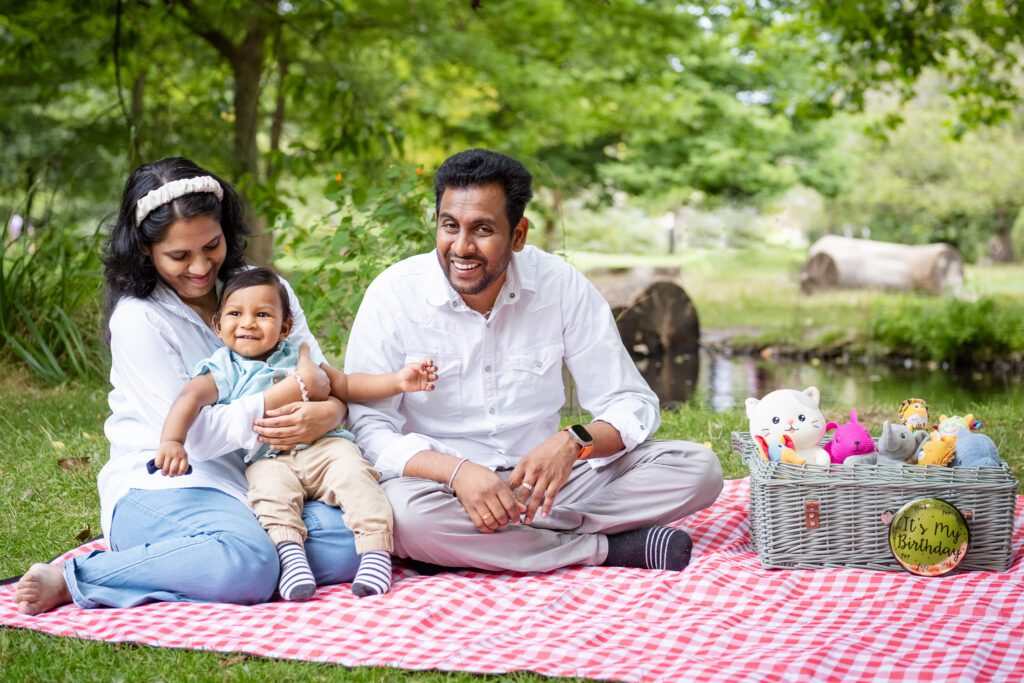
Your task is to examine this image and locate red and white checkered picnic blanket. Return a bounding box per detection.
[3,479,1023,682]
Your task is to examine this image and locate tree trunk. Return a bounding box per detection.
[801,235,964,296]
[988,230,1017,264]
[231,26,273,265]
[595,278,700,357]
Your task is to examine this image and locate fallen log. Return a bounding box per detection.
[800,236,964,296]
[595,278,700,357]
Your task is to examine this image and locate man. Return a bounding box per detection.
[344,148,722,573]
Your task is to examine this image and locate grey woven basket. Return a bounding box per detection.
[732,432,1018,571]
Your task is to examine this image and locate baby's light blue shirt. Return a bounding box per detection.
[193,339,354,463]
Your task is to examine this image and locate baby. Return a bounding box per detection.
[156,267,436,600]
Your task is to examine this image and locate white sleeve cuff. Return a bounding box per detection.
[185,392,264,461]
[593,403,654,451]
[374,433,464,481]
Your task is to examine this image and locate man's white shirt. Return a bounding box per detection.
[344,245,660,480]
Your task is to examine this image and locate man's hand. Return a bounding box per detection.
[507,431,579,524]
[155,441,191,477]
[451,461,525,533]
[296,342,330,401]
[396,359,438,393]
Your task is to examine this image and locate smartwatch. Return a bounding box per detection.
[564,424,595,460]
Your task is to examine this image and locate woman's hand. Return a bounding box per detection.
[253,397,347,450]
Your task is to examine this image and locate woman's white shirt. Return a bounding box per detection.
[98,277,325,537]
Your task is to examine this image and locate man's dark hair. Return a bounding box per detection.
[214,267,291,324]
[434,148,533,231]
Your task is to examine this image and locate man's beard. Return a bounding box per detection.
[441,251,510,296]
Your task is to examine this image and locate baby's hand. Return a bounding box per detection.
[296,342,330,401]
[155,441,191,477]
[398,359,438,393]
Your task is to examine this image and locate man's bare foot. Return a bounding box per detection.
[14,563,72,615]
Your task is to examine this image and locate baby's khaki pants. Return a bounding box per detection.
[246,437,393,553]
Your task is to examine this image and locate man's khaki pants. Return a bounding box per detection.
[383,439,722,572]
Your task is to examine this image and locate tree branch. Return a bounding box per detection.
[166,0,238,64]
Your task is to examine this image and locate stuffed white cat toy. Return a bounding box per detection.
[745,386,831,465]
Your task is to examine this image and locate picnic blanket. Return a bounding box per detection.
[3,478,1023,682]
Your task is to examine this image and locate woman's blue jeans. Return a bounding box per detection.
[64,487,360,608]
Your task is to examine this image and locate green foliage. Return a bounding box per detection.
[0,220,106,383]
[275,165,434,356]
[866,295,1024,363]
[828,73,1024,259]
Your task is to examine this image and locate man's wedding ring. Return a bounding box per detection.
[521,482,534,492]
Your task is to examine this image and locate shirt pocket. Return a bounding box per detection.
[402,352,462,417]
[504,342,565,403]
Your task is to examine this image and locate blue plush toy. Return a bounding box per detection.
[952,428,1001,468]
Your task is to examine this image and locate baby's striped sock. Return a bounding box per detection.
[603,526,693,571]
[351,551,392,597]
[276,541,316,601]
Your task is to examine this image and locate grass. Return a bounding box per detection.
[3,367,1022,680]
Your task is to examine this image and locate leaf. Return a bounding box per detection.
[75,525,92,541]
[219,655,249,668]
[58,457,90,471]
[51,440,66,450]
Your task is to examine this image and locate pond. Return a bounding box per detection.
[633,349,1024,413]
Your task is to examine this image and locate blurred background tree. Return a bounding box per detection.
[3,0,1024,379]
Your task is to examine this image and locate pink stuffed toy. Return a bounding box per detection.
[824,409,877,464]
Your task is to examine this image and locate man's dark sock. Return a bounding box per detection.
[603,526,693,571]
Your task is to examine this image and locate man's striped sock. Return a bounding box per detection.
[351,551,392,597]
[603,526,693,571]
[276,541,316,601]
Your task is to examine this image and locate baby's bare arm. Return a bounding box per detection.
[323,359,437,403]
[160,374,220,445]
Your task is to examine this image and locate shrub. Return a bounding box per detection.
[274,165,434,356]
[0,219,105,382]
[866,295,1024,363]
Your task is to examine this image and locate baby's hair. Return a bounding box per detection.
[215,267,292,323]
[102,157,250,341]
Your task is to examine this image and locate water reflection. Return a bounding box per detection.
[635,350,700,409]
[565,348,1023,414]
[701,352,1024,412]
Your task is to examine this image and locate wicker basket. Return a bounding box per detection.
[732,432,1018,571]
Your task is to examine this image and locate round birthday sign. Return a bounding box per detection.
[886,498,970,576]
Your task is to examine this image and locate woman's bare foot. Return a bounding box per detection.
[14,563,72,615]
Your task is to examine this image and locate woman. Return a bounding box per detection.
[14,157,359,614]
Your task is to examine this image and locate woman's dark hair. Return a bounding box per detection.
[434,148,533,231]
[213,267,292,325]
[102,157,249,338]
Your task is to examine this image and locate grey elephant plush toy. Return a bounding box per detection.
[844,421,927,465]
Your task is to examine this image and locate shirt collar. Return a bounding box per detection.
[427,248,535,313]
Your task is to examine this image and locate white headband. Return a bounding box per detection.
[134,175,224,225]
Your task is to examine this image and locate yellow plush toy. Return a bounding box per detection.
[898,398,930,430]
[918,438,955,467]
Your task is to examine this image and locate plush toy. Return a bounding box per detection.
[753,433,804,464]
[746,386,831,466]
[918,438,955,467]
[823,409,877,464]
[844,421,927,465]
[934,414,975,444]
[952,429,1001,468]
[898,398,930,430]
